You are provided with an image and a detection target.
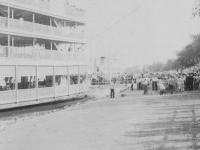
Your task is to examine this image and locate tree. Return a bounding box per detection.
[192,0,200,18]
[148,62,164,72]
[125,65,141,75]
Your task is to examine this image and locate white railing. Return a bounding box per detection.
[9,18,84,39]
[80,83,88,92]
[0,16,7,28]
[11,47,33,58]
[0,65,88,106]
[55,85,68,97]
[52,50,63,60]
[17,88,37,102]
[0,46,85,62]
[0,46,8,57]
[38,87,54,99]
[34,23,50,35]
[0,90,16,104]
[69,84,79,95]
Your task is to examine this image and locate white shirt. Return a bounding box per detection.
[110,82,115,89]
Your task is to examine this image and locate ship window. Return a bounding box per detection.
[38,66,53,88]
[69,66,78,85]
[0,66,15,91]
[80,66,87,84]
[17,66,36,90]
[55,67,68,86]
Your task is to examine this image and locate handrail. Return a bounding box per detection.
[0,46,85,62]
[8,18,84,39]
[0,16,7,28]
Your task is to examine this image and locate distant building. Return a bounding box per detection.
[94,56,122,76]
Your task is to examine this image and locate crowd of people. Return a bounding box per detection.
[130,71,200,95]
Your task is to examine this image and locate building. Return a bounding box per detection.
[0,0,88,109]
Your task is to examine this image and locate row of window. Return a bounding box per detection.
[0,66,87,91]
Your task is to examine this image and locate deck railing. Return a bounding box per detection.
[0,46,8,57]
[0,46,85,61]
[8,18,84,39]
[0,17,7,28]
[0,65,88,106]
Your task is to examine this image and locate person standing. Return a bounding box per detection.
[136,77,140,90]
[177,76,182,92]
[143,79,148,95]
[168,76,174,94]
[188,74,194,90]
[186,74,190,91]
[174,76,178,92]
[131,79,134,91]
[110,81,115,98]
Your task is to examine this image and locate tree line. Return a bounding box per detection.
[125,2,200,74]
[125,34,200,74]
[144,34,200,73]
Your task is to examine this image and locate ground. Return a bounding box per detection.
[0,90,200,150]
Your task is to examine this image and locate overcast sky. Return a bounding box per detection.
[77,0,200,68]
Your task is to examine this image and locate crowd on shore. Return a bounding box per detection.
[130,70,200,95]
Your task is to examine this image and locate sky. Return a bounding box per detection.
[75,0,200,68]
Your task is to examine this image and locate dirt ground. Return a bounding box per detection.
[0,90,200,150]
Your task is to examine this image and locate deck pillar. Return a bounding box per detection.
[8,35,10,59]
[7,6,10,28]
[53,66,56,99]
[11,9,14,19]
[36,65,38,101]
[51,41,53,59]
[86,65,88,91]
[67,66,70,95]
[15,65,18,104]
[11,36,14,58]
[78,65,80,93]
[32,13,35,23]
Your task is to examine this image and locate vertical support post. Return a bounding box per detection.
[78,65,80,93]
[33,38,35,60]
[69,43,71,60]
[86,65,88,91]
[11,36,14,59]
[11,9,14,19]
[32,13,35,33]
[8,34,10,59]
[67,65,70,95]
[32,13,35,23]
[15,65,18,104]
[74,43,76,60]
[7,6,10,28]
[12,36,14,46]
[50,18,52,26]
[51,41,53,59]
[53,65,56,99]
[50,18,52,35]
[36,65,38,101]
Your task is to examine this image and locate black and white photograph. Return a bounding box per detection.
[0,0,200,149]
